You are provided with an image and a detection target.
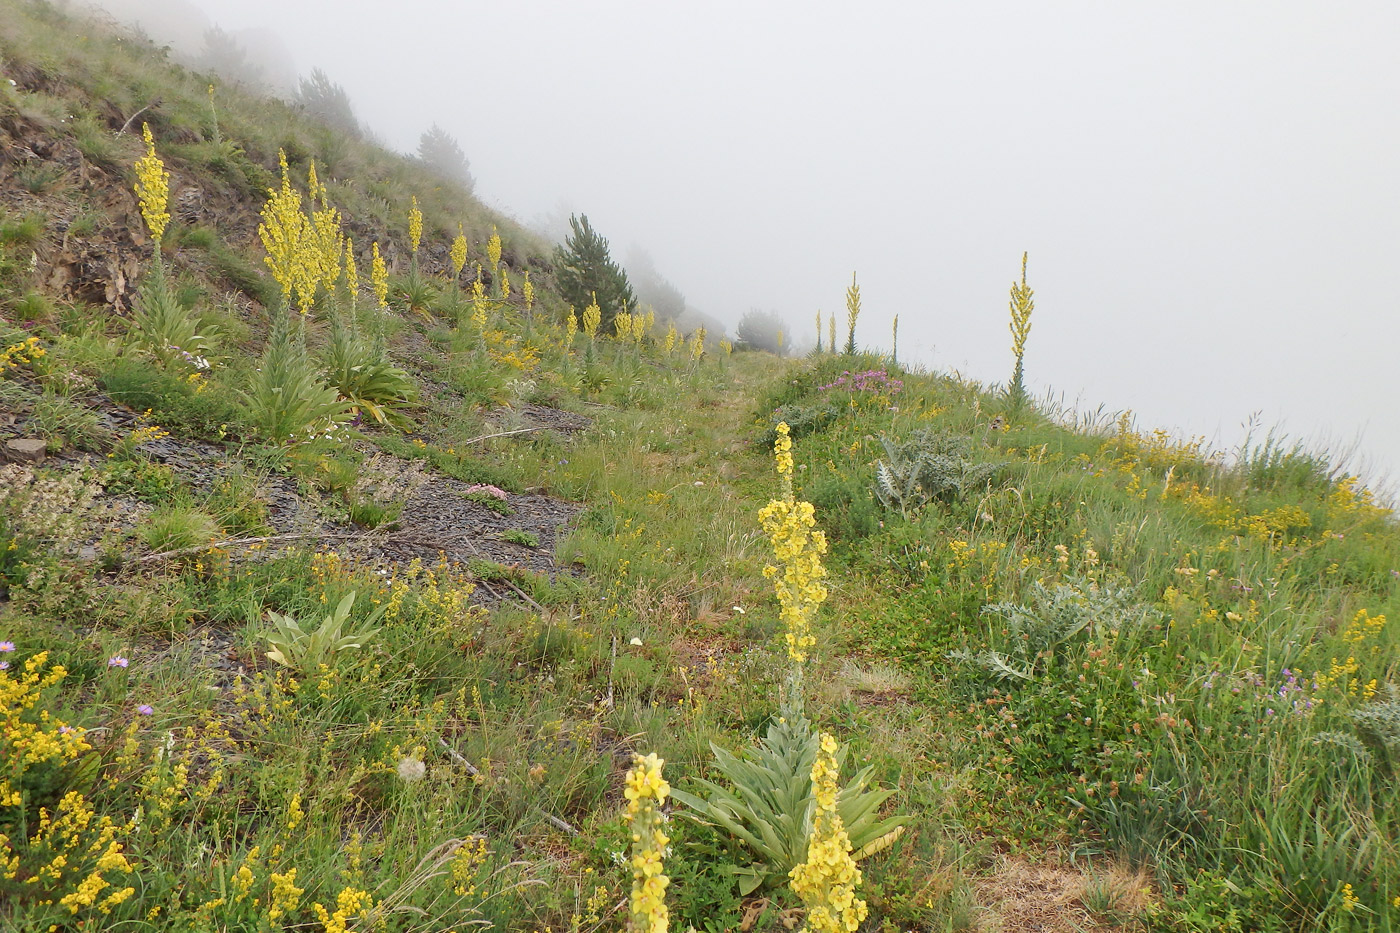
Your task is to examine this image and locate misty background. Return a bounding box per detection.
[84,0,1400,482]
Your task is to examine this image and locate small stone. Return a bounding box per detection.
[4,438,47,464]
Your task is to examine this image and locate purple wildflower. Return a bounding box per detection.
[108,656,129,668]
[0,641,13,652]
[137,704,154,716]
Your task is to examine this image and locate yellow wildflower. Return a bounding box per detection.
[134,124,170,250]
[408,196,423,255]
[371,242,389,309]
[582,294,601,338]
[450,224,468,279]
[523,270,534,311]
[623,753,670,932]
[790,733,866,933]
[487,226,502,269]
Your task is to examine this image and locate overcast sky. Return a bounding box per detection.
[99,0,1400,483]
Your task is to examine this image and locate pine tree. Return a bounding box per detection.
[553,214,636,331]
[417,124,474,192]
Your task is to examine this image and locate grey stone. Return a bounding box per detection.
[4,438,47,464]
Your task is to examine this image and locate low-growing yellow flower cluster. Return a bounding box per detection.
[623,752,670,932]
[758,423,827,664]
[134,123,170,250]
[1,336,45,373]
[1,651,90,809]
[789,733,866,933]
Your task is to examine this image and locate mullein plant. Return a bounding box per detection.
[844,273,861,355]
[671,423,902,901]
[131,125,215,370]
[789,734,867,933]
[1007,251,1034,411]
[828,316,836,358]
[133,124,169,263]
[891,315,898,367]
[487,226,502,297]
[815,311,823,353]
[450,224,468,284]
[623,753,671,933]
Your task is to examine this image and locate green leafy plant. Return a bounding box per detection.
[873,429,1002,516]
[139,505,221,554]
[261,590,385,675]
[670,710,905,895]
[320,322,418,428]
[240,324,351,443]
[128,269,217,368]
[502,529,538,548]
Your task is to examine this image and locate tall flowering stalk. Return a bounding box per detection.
[450,225,468,281]
[258,151,320,314]
[828,316,836,357]
[582,294,602,339]
[623,753,670,933]
[1007,251,1034,409]
[663,322,677,354]
[408,197,423,257]
[844,273,861,355]
[370,242,389,309]
[891,314,899,366]
[789,733,867,933]
[815,310,823,353]
[566,307,579,343]
[343,238,360,306]
[689,327,706,362]
[523,270,534,312]
[757,422,828,676]
[133,124,170,257]
[614,310,633,341]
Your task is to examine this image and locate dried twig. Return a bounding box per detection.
[117,100,160,137]
[461,427,543,446]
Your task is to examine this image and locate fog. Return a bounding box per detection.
[92,1,1400,480]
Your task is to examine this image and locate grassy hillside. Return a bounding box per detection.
[3,3,1399,932]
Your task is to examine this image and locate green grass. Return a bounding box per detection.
[1,0,1398,929]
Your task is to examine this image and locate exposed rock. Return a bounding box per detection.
[4,438,47,464]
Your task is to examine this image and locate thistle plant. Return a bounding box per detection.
[133,123,170,257]
[844,273,861,355]
[623,753,671,933]
[371,242,389,309]
[450,224,468,281]
[789,733,867,933]
[408,196,423,257]
[1007,251,1034,409]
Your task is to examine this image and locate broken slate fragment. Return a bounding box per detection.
[4,438,47,464]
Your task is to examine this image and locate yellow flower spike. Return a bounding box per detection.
[1007,251,1034,405]
[343,237,359,302]
[566,307,579,342]
[450,224,468,280]
[663,322,677,354]
[815,310,823,352]
[828,315,836,357]
[370,242,389,309]
[582,293,601,338]
[408,196,423,255]
[720,338,733,355]
[501,266,512,299]
[614,310,632,341]
[623,753,670,932]
[523,270,534,311]
[257,150,317,312]
[487,226,502,269]
[790,733,866,933]
[689,326,706,361]
[133,123,170,252]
